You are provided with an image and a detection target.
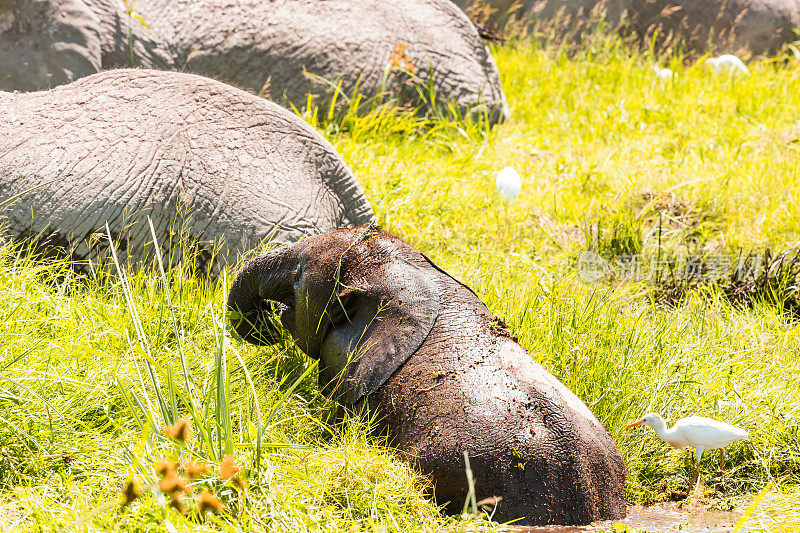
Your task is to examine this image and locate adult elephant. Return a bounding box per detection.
[624,0,800,55]
[227,225,626,526]
[453,0,614,31]
[0,0,102,92]
[453,0,800,56]
[0,0,509,124]
[0,69,374,273]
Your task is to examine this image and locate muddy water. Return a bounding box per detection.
[504,504,741,533]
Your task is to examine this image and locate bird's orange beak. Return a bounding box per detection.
[625,419,644,429]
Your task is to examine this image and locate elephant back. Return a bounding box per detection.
[128,0,509,122]
[0,69,374,273]
[366,268,626,525]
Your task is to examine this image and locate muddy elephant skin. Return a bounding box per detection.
[0,69,374,273]
[0,0,509,123]
[453,0,800,55]
[227,225,626,525]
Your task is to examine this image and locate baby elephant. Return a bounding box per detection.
[228,225,626,525]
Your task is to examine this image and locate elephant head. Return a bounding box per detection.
[228,224,442,405]
[0,0,102,92]
[229,224,627,526]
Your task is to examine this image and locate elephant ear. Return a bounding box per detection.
[318,255,441,405]
[0,0,102,92]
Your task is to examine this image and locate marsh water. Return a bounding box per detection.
[504,504,742,532]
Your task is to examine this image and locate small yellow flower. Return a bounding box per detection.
[182,460,210,479]
[388,41,416,74]
[162,418,191,442]
[196,490,224,514]
[219,455,240,480]
[393,41,409,56]
[155,460,177,478]
[159,472,190,497]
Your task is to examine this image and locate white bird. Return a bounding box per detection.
[652,65,677,82]
[495,166,522,203]
[626,412,748,486]
[706,54,749,76]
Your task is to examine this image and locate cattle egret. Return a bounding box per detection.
[652,66,677,82]
[626,412,748,486]
[706,54,749,76]
[496,166,522,202]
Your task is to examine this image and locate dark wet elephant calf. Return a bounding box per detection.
[228,225,626,525]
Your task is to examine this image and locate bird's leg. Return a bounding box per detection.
[719,448,725,470]
[691,447,704,493]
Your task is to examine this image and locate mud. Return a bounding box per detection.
[504,503,740,533]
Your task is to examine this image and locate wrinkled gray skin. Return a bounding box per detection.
[0,0,509,123]
[0,69,374,273]
[454,0,800,55]
[0,0,101,91]
[227,225,626,526]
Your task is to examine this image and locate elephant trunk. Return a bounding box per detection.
[227,247,299,345]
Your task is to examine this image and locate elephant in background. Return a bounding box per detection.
[0,69,374,273]
[624,0,800,55]
[0,0,101,91]
[227,225,626,525]
[0,0,510,124]
[453,0,800,56]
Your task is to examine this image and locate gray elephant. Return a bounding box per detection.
[227,225,626,526]
[0,0,102,91]
[624,0,800,55]
[0,0,509,124]
[454,0,609,31]
[0,69,374,273]
[453,0,800,55]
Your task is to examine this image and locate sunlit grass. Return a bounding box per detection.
[0,242,473,531]
[329,32,800,520]
[2,31,800,531]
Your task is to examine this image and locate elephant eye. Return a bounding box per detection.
[328,292,359,326]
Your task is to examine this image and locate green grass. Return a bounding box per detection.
[3,33,800,531]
